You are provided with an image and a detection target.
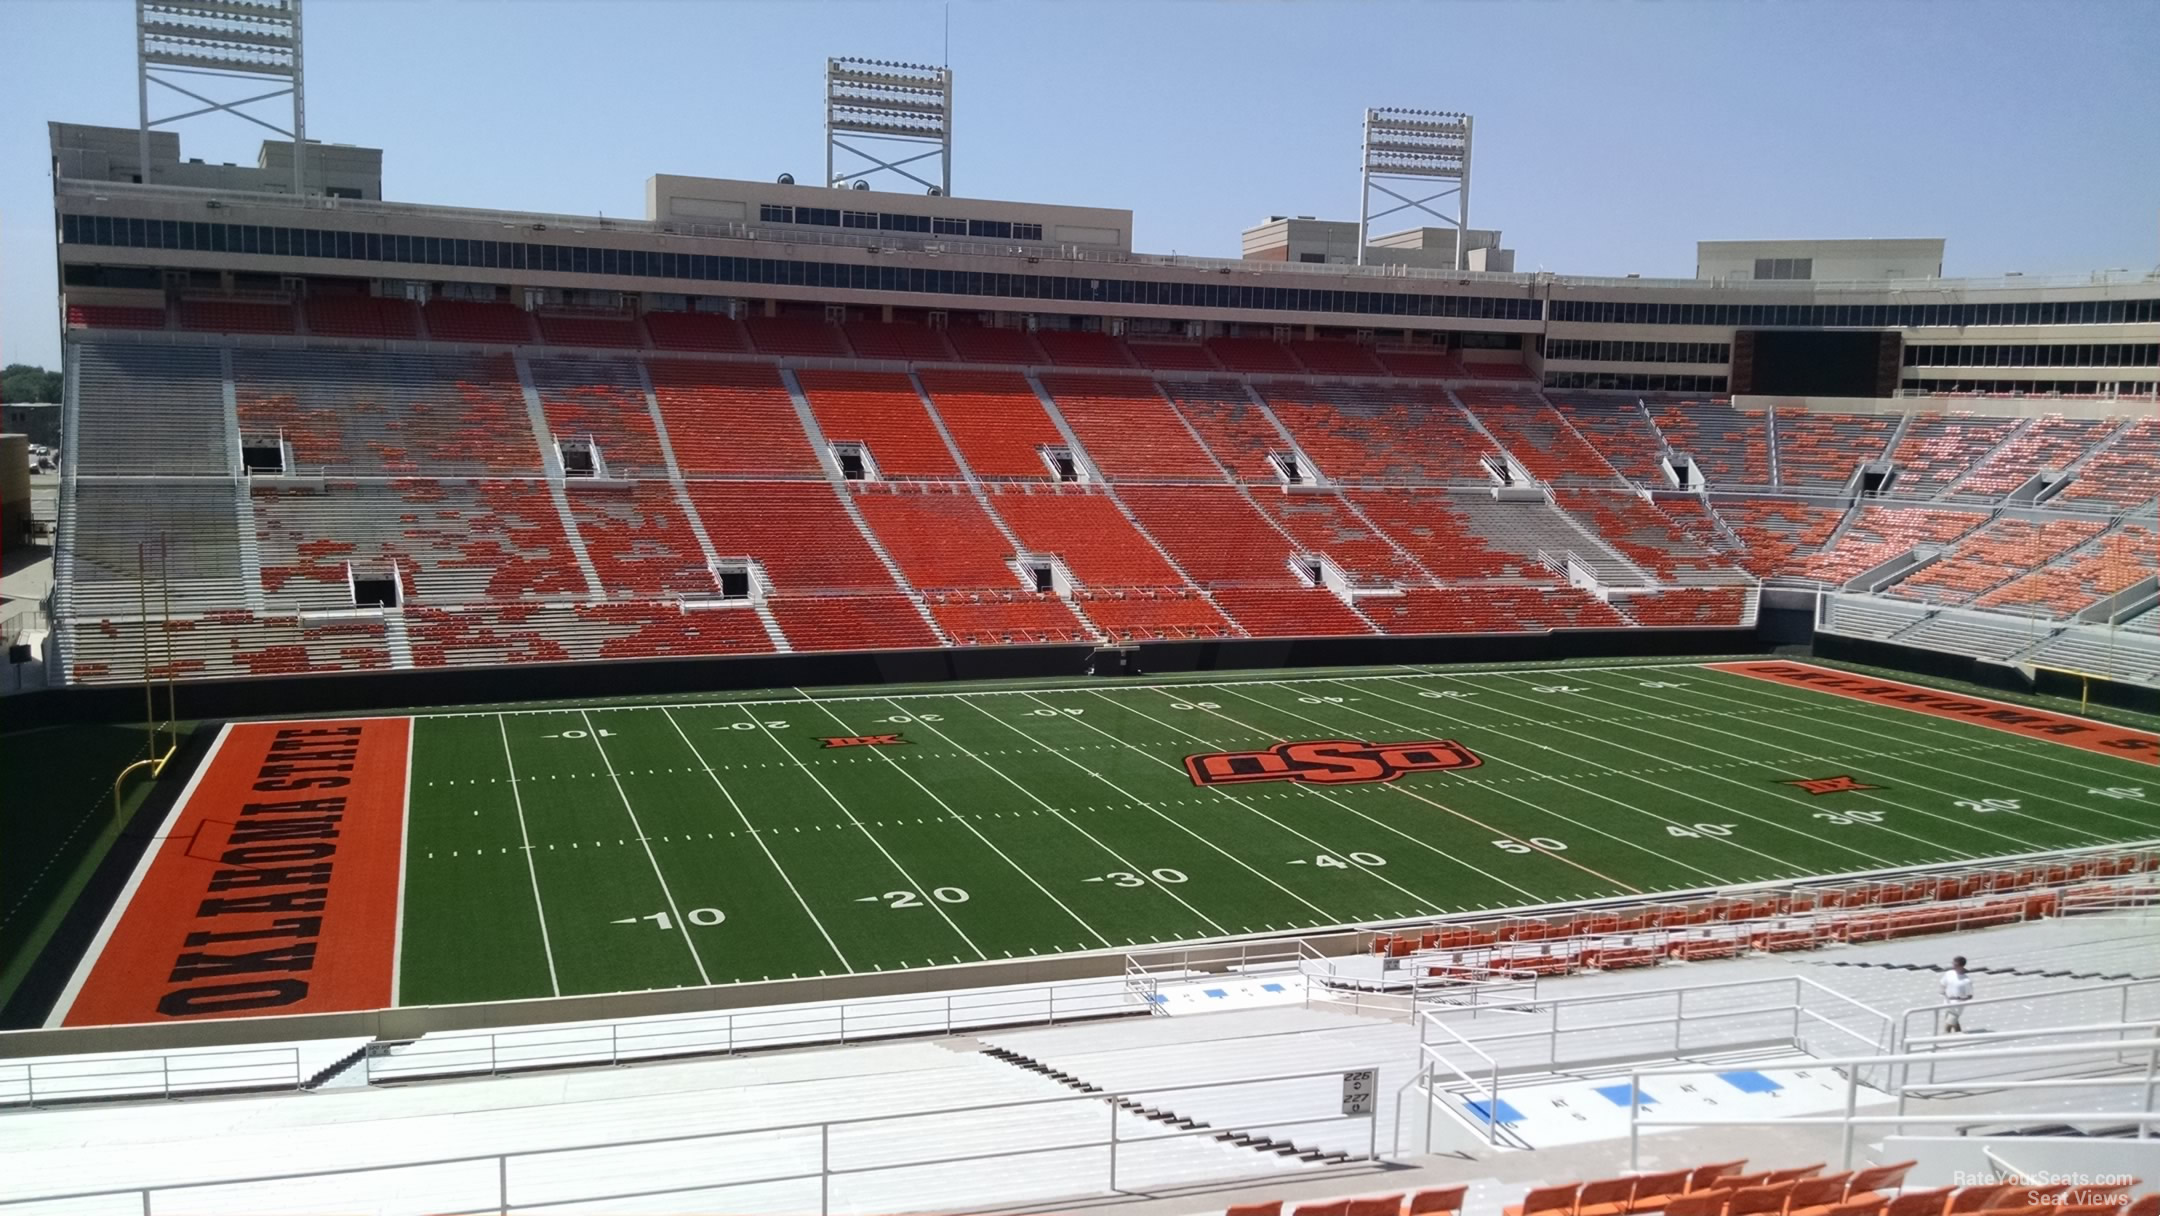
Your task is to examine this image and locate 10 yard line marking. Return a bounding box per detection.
[660,706,852,973]
[496,715,561,998]
[580,710,712,986]
[739,706,986,961]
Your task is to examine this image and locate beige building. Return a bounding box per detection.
[1696,238,1945,284]
[1242,217,1513,271]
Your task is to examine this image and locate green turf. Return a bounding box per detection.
[393,661,2160,1005]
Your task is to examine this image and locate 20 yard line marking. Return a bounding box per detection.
[661,707,852,973]
[496,715,560,997]
[875,696,1232,938]
[739,706,985,961]
[579,710,711,986]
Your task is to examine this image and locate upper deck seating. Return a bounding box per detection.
[234,349,539,474]
[1883,413,2019,497]
[564,483,714,598]
[1551,490,1746,582]
[1650,399,1771,486]
[1042,375,1219,479]
[851,484,1022,591]
[744,315,853,358]
[1974,523,2157,617]
[641,310,753,352]
[535,312,645,349]
[1288,341,1387,377]
[1116,486,1307,587]
[1161,380,1286,482]
[407,602,771,667]
[917,370,1064,480]
[1774,411,1898,489]
[927,591,1089,645]
[1949,415,2117,500]
[842,321,956,363]
[72,344,230,476]
[252,478,586,607]
[422,299,536,345]
[984,485,1188,587]
[1209,587,1376,636]
[1548,394,1671,484]
[1206,337,1305,375]
[944,324,1047,365]
[1362,585,1627,634]
[1616,587,1752,627]
[1346,489,1557,581]
[2053,416,2160,508]
[1373,348,1467,378]
[1459,387,1619,485]
[689,480,900,593]
[1801,506,1988,584]
[769,594,939,651]
[530,357,670,478]
[1074,587,1236,640]
[648,360,822,477]
[796,370,959,477]
[68,611,391,685]
[1712,496,1845,577]
[179,297,295,335]
[1127,342,1221,371]
[1034,330,1136,368]
[1891,517,2111,605]
[1459,358,1533,380]
[1246,490,1425,587]
[67,481,248,615]
[66,304,167,330]
[304,295,420,340]
[1260,384,1496,483]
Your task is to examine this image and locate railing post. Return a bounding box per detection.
[1840,1067,1860,1168]
[1628,1073,1642,1170]
[1107,1096,1120,1192]
[490,1033,498,1076]
[610,1023,619,1066]
[820,1122,831,1216]
[142,1188,152,1216]
[162,1055,171,1100]
[498,1153,508,1216]
[1488,1060,1500,1146]
[839,1003,847,1045]
[2143,1030,2158,1140]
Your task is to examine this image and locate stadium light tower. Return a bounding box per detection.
[1357,107,1473,269]
[136,0,308,195]
[825,57,953,195]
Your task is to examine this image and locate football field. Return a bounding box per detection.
[54,659,2160,1027]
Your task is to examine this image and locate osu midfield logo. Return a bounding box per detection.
[1185,739,1481,788]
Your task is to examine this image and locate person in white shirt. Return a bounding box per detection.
[1940,956,1975,1032]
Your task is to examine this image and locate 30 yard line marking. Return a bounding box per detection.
[881,698,1232,937]
[972,697,1342,923]
[1573,671,2111,848]
[660,706,852,973]
[579,710,711,986]
[495,714,560,998]
[738,705,985,961]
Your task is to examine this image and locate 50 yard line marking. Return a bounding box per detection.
[660,706,852,973]
[580,710,711,986]
[495,714,560,998]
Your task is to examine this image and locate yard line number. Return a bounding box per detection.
[1493,838,1568,854]
[1814,809,1887,826]
[614,908,725,930]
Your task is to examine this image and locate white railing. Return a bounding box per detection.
[0,1066,1384,1216]
[0,1045,308,1108]
[1625,1033,2160,1170]
[1898,977,2160,1054]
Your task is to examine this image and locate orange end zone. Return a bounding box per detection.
[1707,661,2159,762]
[55,718,412,1027]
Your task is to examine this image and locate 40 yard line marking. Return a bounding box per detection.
[495,715,560,998]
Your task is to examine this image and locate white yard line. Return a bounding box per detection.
[578,710,712,986]
[736,706,985,961]
[878,698,1233,937]
[390,720,415,1006]
[495,715,561,998]
[660,706,852,973]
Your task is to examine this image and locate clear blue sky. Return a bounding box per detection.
[5,0,2157,369]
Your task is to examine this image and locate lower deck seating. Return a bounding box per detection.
[2053,416,2160,508]
[1892,517,2112,606]
[1043,375,1219,478]
[1074,588,1236,640]
[797,370,959,477]
[235,348,538,474]
[1459,388,1618,484]
[851,485,1021,590]
[72,343,230,476]
[1209,587,1375,636]
[647,360,822,476]
[530,357,669,477]
[1246,490,1425,586]
[1162,380,1286,482]
[1973,523,2157,616]
[1359,585,1628,634]
[565,483,714,597]
[917,370,1065,480]
[927,592,1090,644]
[1614,586,1752,627]
[1552,490,1746,582]
[67,480,248,615]
[769,594,939,651]
[985,486,1188,587]
[407,602,772,666]
[689,480,900,593]
[1346,489,1555,581]
[1117,486,1302,586]
[66,611,391,684]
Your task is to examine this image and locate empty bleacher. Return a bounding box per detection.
[2053,416,2160,508]
[534,311,645,349]
[1773,410,1897,489]
[252,479,587,607]
[1360,585,1628,634]
[841,320,956,362]
[1372,347,1467,378]
[1711,495,1846,578]
[1615,586,1753,627]
[1247,491,1427,587]
[1459,387,1620,485]
[66,481,248,615]
[688,480,902,593]
[1163,381,1291,482]
[66,303,167,330]
[1548,394,1672,484]
[1075,587,1236,640]
[1206,336,1305,376]
[530,357,670,478]
[944,323,1047,365]
[1210,587,1376,636]
[1127,341,1222,372]
[1897,609,2059,659]
[235,349,539,474]
[1552,490,1746,583]
[744,314,852,358]
[1034,329,1136,368]
[851,484,1022,590]
[917,370,1066,480]
[178,297,294,335]
[1888,517,2109,605]
[1117,485,1305,587]
[796,369,960,477]
[647,360,822,476]
[1650,399,1771,486]
[985,485,1187,587]
[67,611,391,684]
[420,298,536,345]
[1973,522,2157,617]
[1883,413,2020,497]
[639,310,752,353]
[407,601,772,667]
[769,593,940,651]
[1042,374,1220,479]
[303,294,420,340]
[1287,340,1387,377]
[926,591,1090,645]
[564,482,714,598]
[2027,623,2160,683]
[1801,505,1987,585]
[1949,415,2118,500]
[1261,385,1496,483]
[72,344,230,476]
[1346,489,1560,582]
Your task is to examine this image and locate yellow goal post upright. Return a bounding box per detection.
[112,536,180,828]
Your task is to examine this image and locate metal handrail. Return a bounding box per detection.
[1897,976,2160,1050]
[0,1064,1383,1216]
[0,1045,307,1108]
